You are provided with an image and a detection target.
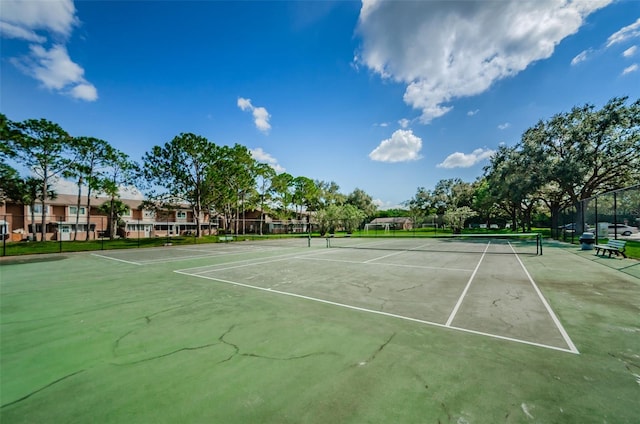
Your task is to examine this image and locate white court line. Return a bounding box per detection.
[445,242,491,326]
[174,247,231,253]
[363,242,444,264]
[175,245,281,254]
[509,242,580,354]
[176,248,335,275]
[138,246,301,265]
[90,253,142,266]
[301,256,472,272]
[364,250,409,263]
[174,269,577,354]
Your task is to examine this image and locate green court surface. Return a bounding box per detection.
[1,237,638,423]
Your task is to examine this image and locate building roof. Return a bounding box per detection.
[369,217,413,224]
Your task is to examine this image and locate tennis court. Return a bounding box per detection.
[2,236,638,423]
[171,235,575,353]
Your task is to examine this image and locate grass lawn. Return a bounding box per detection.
[1,241,638,423]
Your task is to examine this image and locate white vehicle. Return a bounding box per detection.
[606,223,638,236]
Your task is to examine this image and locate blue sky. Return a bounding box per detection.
[2,0,639,209]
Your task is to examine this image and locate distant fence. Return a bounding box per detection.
[0,215,319,256]
[559,184,640,243]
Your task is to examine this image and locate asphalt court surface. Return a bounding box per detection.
[170,240,577,353]
[91,241,298,265]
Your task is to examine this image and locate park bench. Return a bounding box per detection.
[593,239,627,258]
[218,235,234,242]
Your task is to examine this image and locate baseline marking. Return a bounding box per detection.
[362,243,434,264]
[509,242,579,354]
[445,242,491,326]
[174,268,577,354]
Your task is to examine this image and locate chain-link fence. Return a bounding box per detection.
[582,184,640,242]
[557,184,640,243]
[0,215,322,256]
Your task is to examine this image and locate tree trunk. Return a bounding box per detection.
[40,173,48,242]
[30,202,36,241]
[575,200,585,234]
[85,183,93,241]
[549,201,561,239]
[259,194,264,236]
[109,196,116,239]
[74,176,83,241]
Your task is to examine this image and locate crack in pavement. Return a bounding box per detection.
[112,342,220,366]
[1,369,86,409]
[112,329,134,357]
[396,284,423,293]
[347,282,372,293]
[112,324,338,366]
[217,325,240,363]
[353,333,396,367]
[136,299,202,325]
[241,351,339,360]
[608,352,640,382]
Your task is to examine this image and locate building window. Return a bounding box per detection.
[69,206,86,215]
[121,208,132,217]
[29,204,49,215]
[176,211,187,219]
[143,210,155,219]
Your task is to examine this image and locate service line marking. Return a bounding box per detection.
[301,255,472,272]
[445,241,491,326]
[174,268,577,354]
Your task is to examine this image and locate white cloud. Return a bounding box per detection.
[356,0,611,123]
[237,97,252,111]
[606,18,640,47]
[50,177,144,200]
[250,147,285,173]
[497,122,511,130]
[372,198,404,210]
[467,109,479,116]
[252,107,271,132]
[623,45,637,58]
[571,49,590,65]
[437,148,495,169]
[0,21,46,43]
[369,129,422,163]
[398,118,410,128]
[11,44,98,101]
[622,64,638,75]
[69,82,98,102]
[1,0,98,101]
[237,97,272,133]
[0,0,78,39]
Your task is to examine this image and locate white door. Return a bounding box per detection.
[61,225,71,241]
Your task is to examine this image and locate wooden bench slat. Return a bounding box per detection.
[594,239,627,258]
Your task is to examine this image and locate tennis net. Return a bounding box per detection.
[325,233,542,255]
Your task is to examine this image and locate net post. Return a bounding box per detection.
[538,233,542,255]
